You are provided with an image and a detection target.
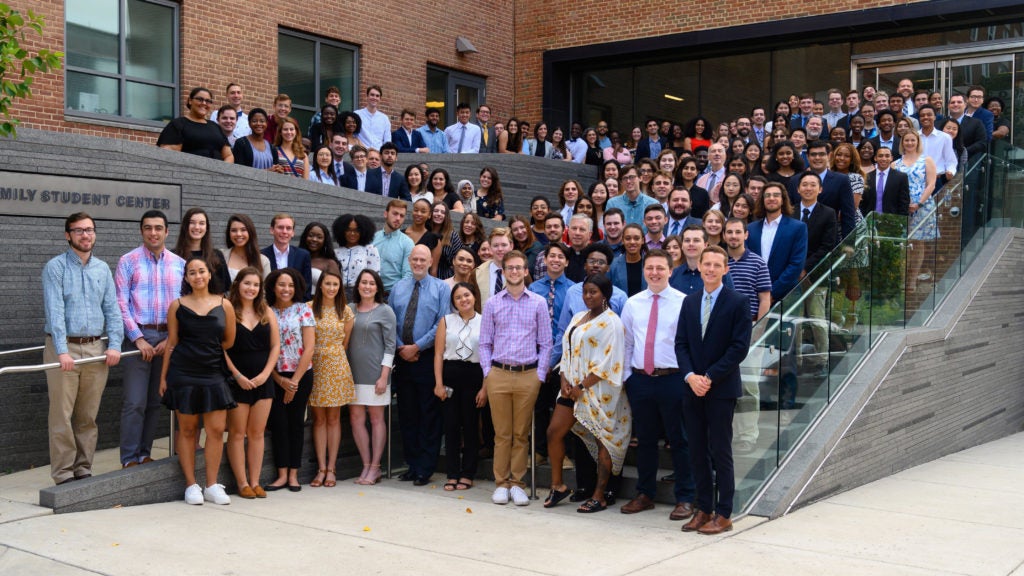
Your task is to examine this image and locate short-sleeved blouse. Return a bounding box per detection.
[156,116,228,159]
[273,302,316,372]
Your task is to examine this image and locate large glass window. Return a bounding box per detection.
[65,0,178,124]
[278,29,358,133]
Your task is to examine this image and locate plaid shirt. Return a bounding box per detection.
[479,288,552,381]
[115,245,185,342]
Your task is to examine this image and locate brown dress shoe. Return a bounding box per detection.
[681,510,712,532]
[619,493,655,514]
[669,502,694,521]
[237,485,257,499]
[697,513,733,535]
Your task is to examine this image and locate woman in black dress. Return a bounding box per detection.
[160,256,237,505]
[157,87,233,162]
[223,267,280,499]
[173,207,230,295]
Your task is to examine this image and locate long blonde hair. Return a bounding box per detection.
[274,116,307,159]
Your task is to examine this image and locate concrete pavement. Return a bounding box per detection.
[1,433,1023,575]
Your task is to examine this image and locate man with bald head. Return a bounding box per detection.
[389,244,452,486]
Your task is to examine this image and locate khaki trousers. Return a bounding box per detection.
[44,337,109,484]
[486,367,541,489]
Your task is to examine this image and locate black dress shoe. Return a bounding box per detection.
[398,470,417,481]
[604,490,617,506]
[413,475,432,486]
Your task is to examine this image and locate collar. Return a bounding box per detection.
[703,283,724,300]
[273,244,290,258]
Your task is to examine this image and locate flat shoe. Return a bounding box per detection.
[544,488,571,508]
[287,484,301,492]
[456,481,473,490]
[264,483,286,492]
[252,486,267,498]
[237,485,257,499]
[578,498,607,513]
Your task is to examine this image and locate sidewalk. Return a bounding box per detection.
[0,433,1022,575]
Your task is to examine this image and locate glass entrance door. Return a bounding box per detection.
[876,62,938,106]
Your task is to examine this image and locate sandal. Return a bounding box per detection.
[456,479,473,490]
[544,487,571,508]
[577,498,607,513]
[310,469,326,488]
[324,469,336,488]
[443,479,459,491]
[357,465,382,486]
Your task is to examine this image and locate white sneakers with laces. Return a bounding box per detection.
[492,486,510,505]
[184,483,203,505]
[204,483,231,505]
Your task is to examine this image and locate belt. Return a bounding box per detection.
[642,367,680,377]
[139,323,168,332]
[66,336,102,345]
[491,361,538,373]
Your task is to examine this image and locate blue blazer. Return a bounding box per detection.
[635,136,669,161]
[392,128,426,153]
[261,245,314,301]
[969,107,994,142]
[746,216,807,301]
[674,285,751,399]
[608,254,647,295]
[365,167,411,200]
[786,170,856,240]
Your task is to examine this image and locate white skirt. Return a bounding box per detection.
[352,382,391,406]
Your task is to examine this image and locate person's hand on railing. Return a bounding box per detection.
[58,353,76,371]
[135,338,156,362]
[104,349,121,367]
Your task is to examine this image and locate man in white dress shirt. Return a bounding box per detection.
[445,103,482,154]
[355,85,392,150]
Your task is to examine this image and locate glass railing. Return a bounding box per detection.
[735,151,1024,513]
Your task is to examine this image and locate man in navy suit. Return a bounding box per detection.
[860,147,910,216]
[665,188,703,237]
[675,245,751,535]
[635,119,669,161]
[795,141,856,239]
[365,142,411,200]
[746,182,807,303]
[948,94,989,242]
[261,214,313,300]
[392,109,427,153]
[330,134,357,189]
[965,86,995,143]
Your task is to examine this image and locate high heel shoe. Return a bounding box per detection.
[354,465,371,484]
[310,469,326,488]
[358,464,382,485]
[324,469,336,488]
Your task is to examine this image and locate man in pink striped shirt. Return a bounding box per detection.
[479,250,552,506]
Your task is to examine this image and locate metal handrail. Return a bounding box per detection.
[0,349,140,376]
[0,336,112,358]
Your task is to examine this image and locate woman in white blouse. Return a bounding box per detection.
[332,214,380,302]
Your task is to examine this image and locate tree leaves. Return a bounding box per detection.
[0,5,64,138]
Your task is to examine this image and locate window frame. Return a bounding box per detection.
[63,0,180,127]
[277,28,360,123]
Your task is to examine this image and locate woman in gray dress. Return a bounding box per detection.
[347,269,396,486]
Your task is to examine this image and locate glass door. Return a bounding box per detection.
[875,61,939,105]
[948,54,1014,149]
[426,67,487,128]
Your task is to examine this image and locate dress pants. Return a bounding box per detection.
[120,327,166,466]
[681,394,737,518]
[396,352,442,478]
[486,367,541,489]
[442,360,483,479]
[625,372,695,503]
[269,370,313,469]
[44,337,108,483]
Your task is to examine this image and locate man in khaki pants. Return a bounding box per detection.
[479,250,552,506]
[42,212,123,485]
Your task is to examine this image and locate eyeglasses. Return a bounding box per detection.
[585,258,608,265]
[623,175,638,180]
[639,168,653,174]
[808,151,828,157]
[68,227,96,235]
[192,97,214,105]
[763,192,785,198]
[503,265,526,272]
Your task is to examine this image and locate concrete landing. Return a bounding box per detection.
[1,432,1022,575]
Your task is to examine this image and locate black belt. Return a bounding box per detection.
[491,361,538,373]
[63,336,102,345]
[642,367,680,377]
[139,323,168,332]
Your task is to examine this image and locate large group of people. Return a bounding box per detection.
[43,76,994,534]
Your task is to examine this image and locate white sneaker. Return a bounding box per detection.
[204,483,231,505]
[510,486,530,506]
[492,486,510,505]
[184,483,203,505]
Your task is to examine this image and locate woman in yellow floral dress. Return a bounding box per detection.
[308,270,354,488]
[544,274,630,513]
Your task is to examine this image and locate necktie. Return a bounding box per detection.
[457,124,466,153]
[706,173,718,194]
[494,269,503,294]
[643,294,659,374]
[670,220,681,237]
[802,208,811,223]
[875,171,886,214]
[401,281,420,345]
[755,128,763,144]
[547,279,556,321]
[701,293,712,338]
[482,123,489,146]
[335,161,343,177]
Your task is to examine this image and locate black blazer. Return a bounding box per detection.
[674,286,752,399]
[868,134,902,162]
[365,167,411,200]
[332,160,358,190]
[860,168,910,216]
[799,203,838,273]
[231,137,280,168]
[635,136,669,161]
[687,185,711,219]
[786,170,856,239]
[260,245,313,301]
[957,115,989,160]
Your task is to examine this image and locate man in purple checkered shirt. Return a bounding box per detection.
[479,250,552,506]
[115,210,184,468]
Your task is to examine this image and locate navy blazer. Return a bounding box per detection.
[787,170,856,240]
[861,168,910,216]
[331,160,357,190]
[956,115,989,160]
[364,167,411,200]
[392,128,426,154]
[674,285,751,399]
[800,203,838,273]
[260,244,314,301]
[968,107,994,142]
[746,216,807,301]
[635,136,669,161]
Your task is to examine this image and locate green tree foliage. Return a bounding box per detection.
[0,5,63,137]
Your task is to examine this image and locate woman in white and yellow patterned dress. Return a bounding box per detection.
[543,274,630,513]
